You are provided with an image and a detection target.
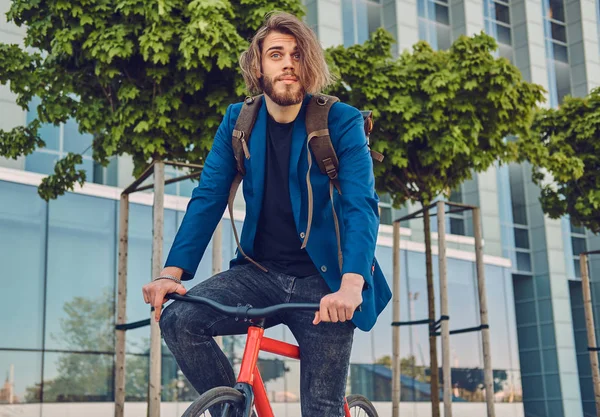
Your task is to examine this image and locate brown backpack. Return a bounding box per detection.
[227,94,383,272]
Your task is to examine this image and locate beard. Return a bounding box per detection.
[260,73,305,106]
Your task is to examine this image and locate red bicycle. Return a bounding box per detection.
[167,293,378,417]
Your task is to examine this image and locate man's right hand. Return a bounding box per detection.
[142,267,187,322]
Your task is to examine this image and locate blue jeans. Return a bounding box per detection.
[160,262,355,417]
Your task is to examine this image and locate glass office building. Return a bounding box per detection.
[1,0,599,416]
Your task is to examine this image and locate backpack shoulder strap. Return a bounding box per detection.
[232,95,263,176]
[306,94,341,190]
[228,94,268,273]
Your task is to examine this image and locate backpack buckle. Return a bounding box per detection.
[323,158,338,179]
[245,96,255,105]
[316,96,328,106]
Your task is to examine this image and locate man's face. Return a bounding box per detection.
[259,31,305,106]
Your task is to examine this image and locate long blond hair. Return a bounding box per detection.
[239,11,335,95]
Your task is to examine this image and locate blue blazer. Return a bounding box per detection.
[165,94,392,331]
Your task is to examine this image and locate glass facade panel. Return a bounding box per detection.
[435,3,449,24]
[486,266,519,371]
[574,259,581,278]
[42,352,113,402]
[0,351,43,405]
[495,3,510,23]
[548,0,565,21]
[26,96,60,151]
[436,23,452,51]
[509,164,527,225]
[484,0,514,63]
[179,179,196,198]
[125,204,178,353]
[418,0,451,50]
[124,354,149,402]
[63,118,93,156]
[0,182,46,350]
[342,0,355,47]
[516,252,532,272]
[497,25,512,45]
[0,180,523,411]
[25,152,59,176]
[544,0,571,106]
[342,0,382,46]
[550,22,566,42]
[449,217,465,236]
[44,194,116,351]
[514,228,530,249]
[555,61,571,102]
[553,44,568,64]
[571,237,587,255]
[25,98,96,180]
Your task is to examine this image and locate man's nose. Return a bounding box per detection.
[282,54,295,70]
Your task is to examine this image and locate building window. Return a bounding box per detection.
[342,0,383,47]
[570,222,587,278]
[483,0,514,61]
[418,0,452,50]
[508,164,533,273]
[164,166,198,197]
[24,97,117,186]
[303,0,319,36]
[447,186,467,236]
[378,193,393,225]
[543,0,571,106]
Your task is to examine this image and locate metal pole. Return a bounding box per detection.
[437,201,452,417]
[115,193,129,417]
[213,221,224,349]
[581,254,600,417]
[392,221,401,417]
[472,207,495,417]
[149,161,165,417]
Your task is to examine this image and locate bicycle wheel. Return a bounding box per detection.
[182,386,253,417]
[346,394,379,417]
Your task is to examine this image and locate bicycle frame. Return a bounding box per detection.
[235,325,352,417]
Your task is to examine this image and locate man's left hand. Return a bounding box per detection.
[313,273,364,325]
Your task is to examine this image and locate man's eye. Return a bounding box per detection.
[271,53,281,58]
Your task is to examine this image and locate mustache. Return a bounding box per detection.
[276,72,298,81]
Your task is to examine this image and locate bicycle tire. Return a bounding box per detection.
[346,394,379,417]
[181,386,255,417]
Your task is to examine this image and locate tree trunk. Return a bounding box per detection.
[423,207,440,417]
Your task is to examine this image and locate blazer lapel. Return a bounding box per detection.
[243,99,268,252]
[289,95,311,226]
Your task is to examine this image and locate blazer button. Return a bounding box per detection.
[321,265,327,272]
[300,232,305,239]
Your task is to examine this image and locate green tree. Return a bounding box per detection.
[0,0,305,200]
[326,29,545,417]
[520,88,600,233]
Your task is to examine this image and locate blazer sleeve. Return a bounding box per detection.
[164,104,238,280]
[333,105,380,289]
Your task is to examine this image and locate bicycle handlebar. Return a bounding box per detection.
[166,293,320,320]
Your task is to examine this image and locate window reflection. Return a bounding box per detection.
[0,182,46,350]
[45,194,116,351]
[342,0,383,47]
[0,351,42,405]
[125,204,178,354]
[42,352,113,402]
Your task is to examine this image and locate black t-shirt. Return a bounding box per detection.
[253,114,319,277]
